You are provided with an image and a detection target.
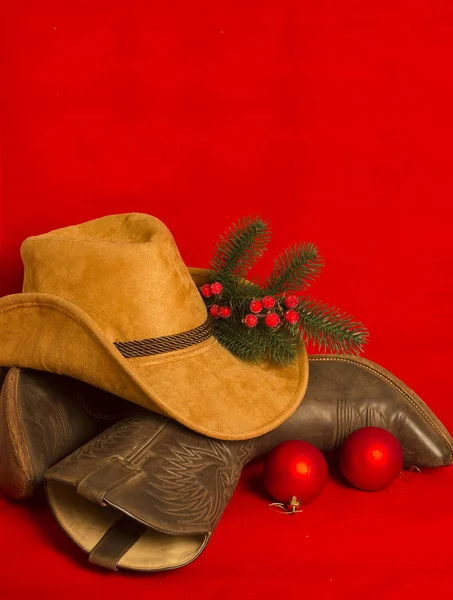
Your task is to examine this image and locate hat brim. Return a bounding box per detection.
[0,268,308,440]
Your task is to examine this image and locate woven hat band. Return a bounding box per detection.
[114,319,212,359]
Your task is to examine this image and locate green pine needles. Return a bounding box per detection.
[266,242,322,294]
[210,215,271,279]
[201,216,368,366]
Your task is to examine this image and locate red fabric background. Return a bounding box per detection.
[1,1,453,598]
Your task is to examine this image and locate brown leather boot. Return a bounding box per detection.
[255,355,453,467]
[44,354,453,572]
[0,367,131,499]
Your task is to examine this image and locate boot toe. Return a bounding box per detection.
[307,356,453,469]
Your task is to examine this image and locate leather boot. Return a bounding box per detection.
[0,367,131,499]
[44,354,453,572]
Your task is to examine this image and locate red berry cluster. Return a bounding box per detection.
[200,282,223,298]
[200,281,302,330]
[200,282,231,319]
[242,294,300,329]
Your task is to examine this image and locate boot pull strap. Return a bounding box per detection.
[89,516,146,570]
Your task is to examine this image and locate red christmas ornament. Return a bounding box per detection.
[243,314,258,328]
[200,284,212,298]
[209,304,220,318]
[284,309,299,325]
[265,312,281,328]
[340,427,404,491]
[262,295,276,309]
[218,306,232,319]
[250,299,263,314]
[284,295,299,308]
[210,282,223,295]
[263,440,328,506]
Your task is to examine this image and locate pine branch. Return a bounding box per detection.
[298,298,368,355]
[213,318,266,364]
[266,243,323,294]
[202,216,369,365]
[210,216,271,279]
[263,325,304,366]
[221,276,264,310]
[212,311,304,366]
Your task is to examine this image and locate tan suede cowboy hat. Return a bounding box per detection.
[0,213,308,440]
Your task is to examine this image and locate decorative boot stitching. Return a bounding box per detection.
[310,356,453,461]
[1,370,35,497]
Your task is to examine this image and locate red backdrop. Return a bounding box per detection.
[1,1,453,598]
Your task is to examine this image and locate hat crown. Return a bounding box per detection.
[21,213,207,342]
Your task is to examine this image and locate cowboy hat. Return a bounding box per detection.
[0,213,308,440]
